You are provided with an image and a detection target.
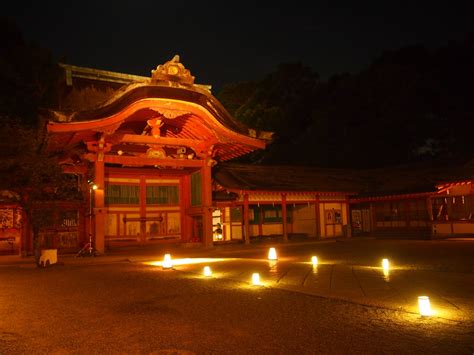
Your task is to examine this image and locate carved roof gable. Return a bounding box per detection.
[151,55,195,85]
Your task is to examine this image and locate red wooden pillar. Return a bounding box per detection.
[94,158,105,253]
[139,175,147,245]
[21,208,30,256]
[181,174,192,243]
[243,193,250,244]
[78,205,86,248]
[426,196,434,238]
[314,195,320,239]
[345,196,352,238]
[370,203,376,232]
[282,193,288,242]
[202,161,213,247]
[405,200,411,227]
[86,187,92,245]
[426,197,433,221]
[258,205,263,237]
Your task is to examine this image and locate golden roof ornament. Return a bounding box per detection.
[151,55,195,85]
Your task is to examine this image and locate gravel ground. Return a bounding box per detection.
[1,259,473,354]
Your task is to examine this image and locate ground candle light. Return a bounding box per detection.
[252,273,261,285]
[382,258,389,271]
[418,296,432,316]
[162,254,172,269]
[203,266,212,277]
[311,256,318,266]
[268,247,277,260]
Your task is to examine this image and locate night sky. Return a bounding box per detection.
[6,1,474,92]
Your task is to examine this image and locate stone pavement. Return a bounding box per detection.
[158,255,474,322]
[1,238,473,323]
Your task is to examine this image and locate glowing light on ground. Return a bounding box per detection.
[268,260,278,271]
[311,256,318,266]
[268,260,279,275]
[268,247,277,260]
[252,273,261,286]
[418,296,432,316]
[145,257,230,267]
[203,266,212,277]
[162,254,172,269]
[382,258,390,280]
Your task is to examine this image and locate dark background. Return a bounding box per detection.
[6,1,474,91]
[2,1,474,169]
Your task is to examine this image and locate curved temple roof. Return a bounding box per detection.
[46,56,273,167]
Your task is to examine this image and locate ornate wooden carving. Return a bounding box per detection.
[194,139,219,159]
[207,159,217,167]
[151,55,195,85]
[86,140,112,153]
[146,147,167,159]
[121,133,204,149]
[85,137,112,162]
[93,122,122,135]
[147,117,164,138]
[149,108,190,120]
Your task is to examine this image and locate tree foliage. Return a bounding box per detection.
[218,34,474,168]
[0,116,81,257]
[217,62,320,164]
[0,19,81,252]
[0,17,74,199]
[0,17,60,125]
[0,117,79,199]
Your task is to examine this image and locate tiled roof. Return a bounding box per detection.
[213,163,365,193]
[213,160,474,197]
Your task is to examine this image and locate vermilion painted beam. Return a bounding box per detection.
[349,192,431,203]
[48,98,267,150]
[224,188,353,197]
[121,134,204,147]
[84,153,205,168]
[62,165,88,174]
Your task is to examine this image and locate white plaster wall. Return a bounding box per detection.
[292,204,317,237]
[262,224,283,235]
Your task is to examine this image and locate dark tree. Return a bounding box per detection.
[0,117,81,260]
[218,62,320,164]
[216,81,258,117]
[0,19,79,259]
[0,17,60,125]
[217,34,474,169]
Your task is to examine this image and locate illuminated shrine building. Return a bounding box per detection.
[45,56,273,252]
[10,55,470,256]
